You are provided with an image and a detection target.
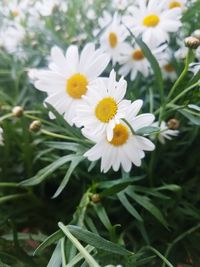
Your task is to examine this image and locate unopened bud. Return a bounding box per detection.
[184,36,200,49]
[29,120,41,133]
[193,29,200,41]
[31,41,38,48]
[55,25,61,32]
[167,118,180,130]
[91,193,101,204]
[12,106,24,117]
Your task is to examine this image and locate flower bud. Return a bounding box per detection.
[12,106,24,117]
[167,118,180,130]
[31,41,38,48]
[184,36,200,49]
[55,25,61,32]
[193,29,200,41]
[91,193,101,204]
[29,120,41,133]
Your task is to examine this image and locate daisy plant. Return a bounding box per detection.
[0,1,200,267]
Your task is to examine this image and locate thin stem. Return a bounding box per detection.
[162,223,200,267]
[144,246,173,267]
[168,49,192,99]
[168,81,199,105]
[0,113,13,122]
[122,118,135,135]
[41,129,92,145]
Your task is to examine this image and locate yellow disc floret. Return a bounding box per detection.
[95,97,118,123]
[109,124,129,146]
[132,49,145,61]
[143,14,160,27]
[169,1,182,9]
[109,32,118,48]
[66,73,88,99]
[164,64,174,72]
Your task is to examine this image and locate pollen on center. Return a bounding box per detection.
[132,49,145,61]
[95,97,118,123]
[66,73,88,99]
[143,14,160,27]
[109,32,118,48]
[169,1,182,9]
[109,124,129,146]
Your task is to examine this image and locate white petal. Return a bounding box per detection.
[131,114,155,131]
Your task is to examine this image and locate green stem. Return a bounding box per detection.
[41,129,92,145]
[122,118,135,135]
[162,223,200,267]
[168,49,192,99]
[168,81,199,105]
[0,182,18,188]
[144,246,173,267]
[0,113,13,122]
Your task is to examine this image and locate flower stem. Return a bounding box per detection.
[168,49,193,99]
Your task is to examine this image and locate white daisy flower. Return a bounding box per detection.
[0,24,25,54]
[162,63,177,81]
[75,69,130,141]
[3,0,30,21]
[118,42,167,80]
[152,121,179,144]
[123,0,182,47]
[33,43,110,125]
[100,13,129,64]
[36,0,68,14]
[166,0,186,11]
[93,11,112,37]
[84,101,155,173]
[0,127,4,146]
[112,0,130,11]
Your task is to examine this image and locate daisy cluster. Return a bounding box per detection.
[29,0,200,173]
[28,0,200,173]
[31,44,156,173]
[0,0,68,57]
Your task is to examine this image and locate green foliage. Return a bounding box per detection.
[0,1,200,267]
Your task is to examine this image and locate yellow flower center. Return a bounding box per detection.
[95,97,118,123]
[164,64,174,72]
[143,14,160,27]
[169,1,182,9]
[11,9,20,17]
[66,73,88,99]
[109,32,118,48]
[109,124,129,146]
[132,49,145,61]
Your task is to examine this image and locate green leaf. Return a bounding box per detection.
[179,109,200,125]
[58,222,101,267]
[52,155,84,198]
[133,34,164,100]
[100,180,132,197]
[67,225,133,256]
[46,141,83,152]
[136,126,160,136]
[157,184,181,192]
[65,245,95,267]
[0,193,28,205]
[19,154,78,187]
[98,176,144,189]
[117,192,143,222]
[93,204,112,231]
[47,241,62,267]
[34,230,63,255]
[45,103,82,138]
[126,190,168,228]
